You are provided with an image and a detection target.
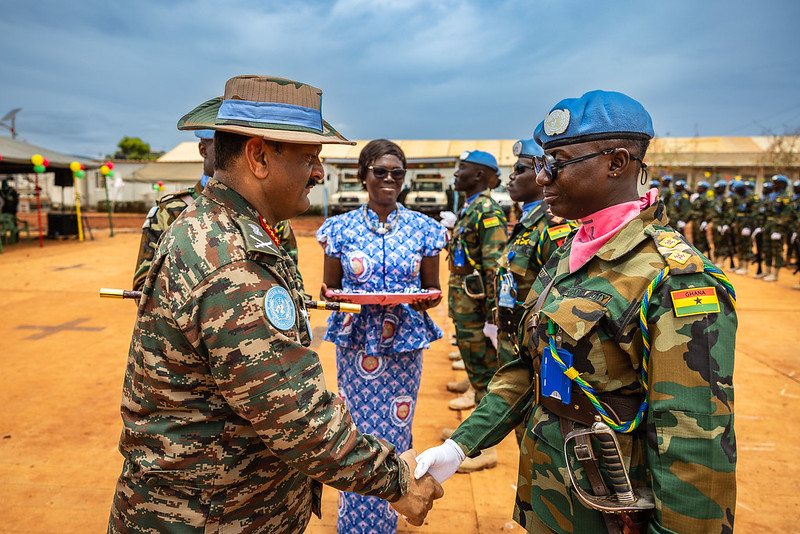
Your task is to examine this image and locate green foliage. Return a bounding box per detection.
[115,136,156,160]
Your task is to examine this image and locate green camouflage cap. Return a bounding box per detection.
[177,75,354,145]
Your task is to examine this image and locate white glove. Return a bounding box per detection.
[752,227,762,237]
[414,439,466,483]
[722,224,729,234]
[439,211,457,230]
[483,322,498,349]
[792,232,797,245]
[771,232,782,241]
[741,227,752,237]
[700,221,708,231]
[677,220,686,231]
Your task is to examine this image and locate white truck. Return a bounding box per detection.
[403,176,449,216]
[329,177,368,214]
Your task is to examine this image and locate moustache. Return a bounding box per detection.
[306,178,317,188]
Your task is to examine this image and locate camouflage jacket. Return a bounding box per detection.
[275,219,305,294]
[447,190,508,323]
[670,190,692,224]
[689,190,715,223]
[495,202,575,335]
[712,192,736,226]
[764,190,794,234]
[109,180,408,534]
[451,201,737,534]
[132,181,203,291]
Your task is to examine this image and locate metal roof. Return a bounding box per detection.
[0,136,100,173]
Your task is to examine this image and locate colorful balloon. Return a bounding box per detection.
[108,170,115,178]
[80,163,85,171]
[106,161,114,170]
[31,154,44,166]
[100,165,110,175]
[42,158,50,167]
[33,164,46,173]
[0,153,3,162]
[152,183,159,190]
[75,170,85,179]
[70,161,81,172]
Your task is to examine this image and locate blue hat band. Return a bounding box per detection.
[542,130,652,149]
[217,99,323,132]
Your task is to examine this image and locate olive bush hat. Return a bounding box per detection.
[177,75,354,145]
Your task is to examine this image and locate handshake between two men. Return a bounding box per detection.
[391,441,467,526]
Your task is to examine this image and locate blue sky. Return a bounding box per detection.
[1,0,799,159]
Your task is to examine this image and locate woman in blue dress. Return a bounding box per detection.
[316,139,448,534]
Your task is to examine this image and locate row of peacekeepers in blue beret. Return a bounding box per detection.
[108,76,738,534]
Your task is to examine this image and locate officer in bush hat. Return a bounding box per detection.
[108,75,443,533]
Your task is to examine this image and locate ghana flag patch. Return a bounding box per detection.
[548,224,572,241]
[483,216,500,228]
[670,287,720,317]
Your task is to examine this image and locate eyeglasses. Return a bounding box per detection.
[533,148,647,181]
[368,166,406,181]
[512,161,538,175]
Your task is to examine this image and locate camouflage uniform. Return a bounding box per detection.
[109,179,408,533]
[689,190,714,255]
[495,203,575,368]
[734,191,760,269]
[711,190,736,264]
[448,190,507,397]
[133,182,303,293]
[132,181,203,291]
[763,189,793,270]
[670,189,691,235]
[451,201,737,533]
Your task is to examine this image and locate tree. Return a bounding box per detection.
[115,136,155,160]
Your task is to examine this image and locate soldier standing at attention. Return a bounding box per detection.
[416,90,737,534]
[108,75,443,533]
[670,179,691,236]
[446,150,508,414]
[762,174,793,282]
[689,180,713,255]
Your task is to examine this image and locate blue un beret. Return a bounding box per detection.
[512,138,544,159]
[460,150,501,176]
[772,174,789,185]
[534,90,654,149]
[194,129,215,140]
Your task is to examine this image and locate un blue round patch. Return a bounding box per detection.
[263,286,296,331]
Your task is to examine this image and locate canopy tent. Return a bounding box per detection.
[0,136,99,184]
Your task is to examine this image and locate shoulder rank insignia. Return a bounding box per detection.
[658,237,680,248]
[263,285,296,330]
[668,251,691,264]
[483,216,500,228]
[670,287,720,317]
[237,217,281,256]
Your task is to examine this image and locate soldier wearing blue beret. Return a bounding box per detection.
[416,90,737,534]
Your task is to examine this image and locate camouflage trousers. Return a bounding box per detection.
[712,226,728,261]
[763,223,786,268]
[449,284,497,396]
[692,224,710,255]
[735,225,751,266]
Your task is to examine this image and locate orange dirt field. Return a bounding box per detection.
[1,215,799,533]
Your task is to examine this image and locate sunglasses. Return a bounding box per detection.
[368,166,407,181]
[533,148,647,181]
[512,161,538,175]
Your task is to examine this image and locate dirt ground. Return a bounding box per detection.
[1,214,799,533]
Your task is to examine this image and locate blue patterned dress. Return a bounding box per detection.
[316,204,447,534]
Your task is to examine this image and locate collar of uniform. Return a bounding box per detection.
[518,201,547,229]
[463,189,494,214]
[202,178,262,221]
[593,200,667,263]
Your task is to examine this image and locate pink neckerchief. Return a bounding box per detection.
[569,188,659,272]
